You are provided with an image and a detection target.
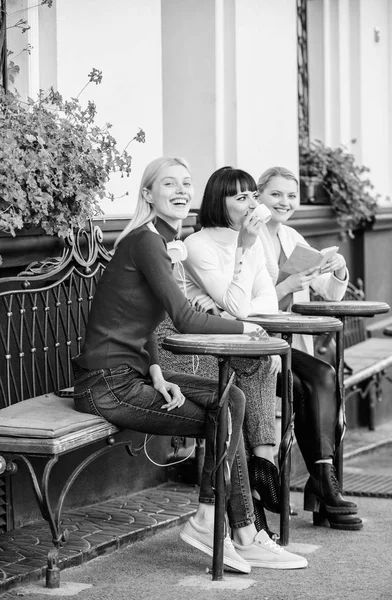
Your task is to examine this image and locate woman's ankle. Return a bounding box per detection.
[194,503,215,527]
[232,524,257,546]
[252,444,275,463]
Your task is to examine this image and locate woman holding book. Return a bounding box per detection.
[256,166,362,530]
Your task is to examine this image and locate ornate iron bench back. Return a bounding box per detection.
[340,279,366,347]
[0,224,112,409]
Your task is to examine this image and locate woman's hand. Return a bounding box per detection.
[190,294,220,315]
[155,379,186,411]
[319,253,346,279]
[149,365,186,411]
[237,211,264,251]
[283,266,320,294]
[269,355,281,377]
[242,322,269,337]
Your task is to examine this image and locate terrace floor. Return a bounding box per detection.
[1,420,392,599]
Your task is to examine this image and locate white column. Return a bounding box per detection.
[388,0,392,201]
[162,0,299,201]
[27,0,39,99]
[357,0,391,200]
[162,0,218,197]
[337,0,351,146]
[323,0,333,145]
[349,0,362,164]
[322,0,340,147]
[234,0,299,178]
[215,0,225,167]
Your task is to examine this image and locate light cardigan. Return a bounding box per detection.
[258,223,349,355]
[181,227,278,319]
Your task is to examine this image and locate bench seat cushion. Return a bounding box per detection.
[0,393,119,455]
[344,338,392,389]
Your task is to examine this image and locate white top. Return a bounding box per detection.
[180,227,278,319]
[258,223,349,354]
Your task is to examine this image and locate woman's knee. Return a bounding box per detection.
[293,350,336,396]
[313,360,335,394]
[229,385,246,420]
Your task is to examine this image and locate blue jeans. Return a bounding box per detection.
[73,362,254,529]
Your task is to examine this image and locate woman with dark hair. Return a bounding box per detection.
[256,166,362,530]
[73,156,308,572]
[168,167,283,537]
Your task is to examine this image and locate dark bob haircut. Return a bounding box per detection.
[199,166,258,228]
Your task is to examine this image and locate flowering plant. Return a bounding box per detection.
[299,136,382,235]
[0,69,145,239]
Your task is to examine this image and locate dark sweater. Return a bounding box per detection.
[76,218,243,375]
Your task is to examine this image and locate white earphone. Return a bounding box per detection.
[166,240,188,263]
[147,222,188,263]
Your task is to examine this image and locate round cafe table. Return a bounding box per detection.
[242,313,343,542]
[162,332,290,582]
[291,301,390,484]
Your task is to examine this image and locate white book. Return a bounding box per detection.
[280,243,339,275]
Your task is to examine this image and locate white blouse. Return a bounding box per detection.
[179,227,278,319]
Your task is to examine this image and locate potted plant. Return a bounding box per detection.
[298,139,328,205]
[0,69,145,262]
[299,137,381,236]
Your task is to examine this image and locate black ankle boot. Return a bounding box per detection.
[252,496,279,541]
[313,507,363,531]
[304,463,358,515]
[248,456,280,514]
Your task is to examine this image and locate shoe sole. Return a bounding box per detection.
[244,558,308,570]
[329,521,363,531]
[323,505,358,514]
[179,529,251,574]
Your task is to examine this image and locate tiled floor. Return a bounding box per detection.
[1,420,392,594]
[0,483,199,593]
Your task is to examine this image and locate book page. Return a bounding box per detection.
[280,243,339,275]
[319,246,339,268]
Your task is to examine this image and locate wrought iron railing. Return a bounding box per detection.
[0,222,112,409]
[297,0,309,145]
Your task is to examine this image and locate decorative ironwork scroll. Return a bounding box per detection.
[0,220,113,407]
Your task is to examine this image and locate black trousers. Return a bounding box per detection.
[277,348,337,472]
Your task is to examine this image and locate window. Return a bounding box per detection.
[2,0,56,98]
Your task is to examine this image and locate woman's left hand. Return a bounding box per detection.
[154,379,186,411]
[269,355,281,377]
[319,253,346,279]
[190,294,220,314]
[149,364,186,411]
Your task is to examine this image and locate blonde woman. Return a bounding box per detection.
[256,166,362,531]
[73,157,308,571]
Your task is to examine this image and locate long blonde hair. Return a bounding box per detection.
[114,156,191,249]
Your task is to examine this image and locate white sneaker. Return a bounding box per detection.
[233,529,308,570]
[180,517,251,574]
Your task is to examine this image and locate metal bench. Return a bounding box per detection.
[0,223,149,587]
[309,281,392,431]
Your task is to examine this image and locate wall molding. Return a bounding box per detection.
[1,207,391,274]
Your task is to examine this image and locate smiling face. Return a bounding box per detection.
[258,175,299,223]
[225,183,259,231]
[146,164,194,229]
